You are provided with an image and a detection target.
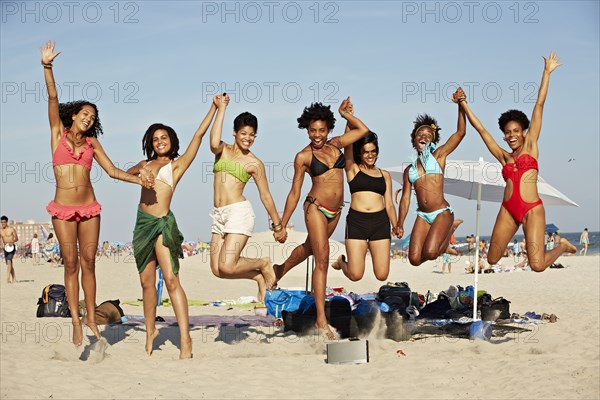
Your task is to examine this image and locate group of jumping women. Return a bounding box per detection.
[40,40,576,357]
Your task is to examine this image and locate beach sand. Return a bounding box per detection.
[1,233,598,399]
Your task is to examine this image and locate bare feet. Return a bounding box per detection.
[259,258,276,289]
[179,337,193,360]
[254,274,267,303]
[81,317,102,341]
[72,319,83,347]
[146,328,159,355]
[560,238,577,254]
[331,255,346,271]
[315,320,337,341]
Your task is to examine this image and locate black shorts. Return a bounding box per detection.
[4,250,15,262]
[345,208,390,241]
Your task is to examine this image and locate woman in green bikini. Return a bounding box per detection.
[275,98,369,339]
[209,94,286,302]
[127,96,218,359]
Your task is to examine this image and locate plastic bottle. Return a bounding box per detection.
[469,320,492,341]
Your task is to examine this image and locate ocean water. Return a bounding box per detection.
[391,231,599,256]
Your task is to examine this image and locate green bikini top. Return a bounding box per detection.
[213,157,250,183]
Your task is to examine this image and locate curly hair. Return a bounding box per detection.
[297,102,335,131]
[353,131,379,164]
[142,123,180,160]
[498,109,529,132]
[233,112,258,134]
[411,114,441,149]
[58,101,103,137]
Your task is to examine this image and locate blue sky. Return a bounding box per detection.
[1,1,599,242]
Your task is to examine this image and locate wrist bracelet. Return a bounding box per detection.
[340,110,347,117]
[43,63,53,69]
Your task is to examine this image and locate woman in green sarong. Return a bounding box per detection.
[127,97,218,359]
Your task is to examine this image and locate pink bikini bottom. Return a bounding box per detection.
[46,200,102,222]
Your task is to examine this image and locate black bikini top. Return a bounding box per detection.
[348,169,386,195]
[309,144,345,177]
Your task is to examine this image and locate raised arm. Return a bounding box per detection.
[435,89,467,159]
[337,97,369,147]
[40,41,63,148]
[251,159,288,242]
[91,138,154,188]
[342,100,359,177]
[173,99,218,182]
[280,152,308,229]
[209,94,229,155]
[456,88,507,163]
[527,52,561,145]
[395,167,413,238]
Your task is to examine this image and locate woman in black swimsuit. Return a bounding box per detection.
[275,97,369,339]
[332,129,399,281]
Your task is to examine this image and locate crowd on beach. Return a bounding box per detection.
[0,42,581,358]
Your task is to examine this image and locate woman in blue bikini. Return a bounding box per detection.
[275,98,369,339]
[396,89,466,266]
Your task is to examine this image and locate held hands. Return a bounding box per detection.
[139,167,155,189]
[39,40,60,65]
[338,97,353,117]
[395,225,404,239]
[452,87,467,103]
[273,227,288,243]
[214,93,230,109]
[543,51,561,73]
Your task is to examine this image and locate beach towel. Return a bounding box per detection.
[133,208,184,276]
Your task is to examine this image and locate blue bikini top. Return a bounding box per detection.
[408,143,442,184]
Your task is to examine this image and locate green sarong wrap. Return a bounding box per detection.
[133,208,184,276]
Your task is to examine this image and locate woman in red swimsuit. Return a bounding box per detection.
[456,52,576,271]
[41,41,153,346]
[275,98,369,339]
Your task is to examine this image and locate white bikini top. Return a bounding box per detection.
[145,160,173,189]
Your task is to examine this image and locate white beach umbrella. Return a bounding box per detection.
[387,159,578,206]
[386,158,579,320]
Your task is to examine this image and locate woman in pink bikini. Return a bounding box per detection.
[41,41,153,346]
[456,51,576,271]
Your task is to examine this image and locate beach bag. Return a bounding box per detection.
[264,289,307,318]
[94,300,125,325]
[482,297,511,320]
[36,284,70,318]
[378,282,420,317]
[282,295,352,338]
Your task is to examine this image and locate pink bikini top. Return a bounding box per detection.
[52,130,94,170]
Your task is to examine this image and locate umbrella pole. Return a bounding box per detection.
[473,157,483,321]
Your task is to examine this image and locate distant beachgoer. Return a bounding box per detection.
[441,251,452,273]
[127,98,218,359]
[396,88,466,266]
[31,233,40,265]
[512,239,520,258]
[274,98,369,339]
[209,95,286,303]
[466,234,475,255]
[41,41,154,346]
[580,228,589,256]
[332,126,399,281]
[456,52,577,272]
[1,216,18,283]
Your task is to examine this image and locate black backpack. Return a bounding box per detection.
[36,284,71,318]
